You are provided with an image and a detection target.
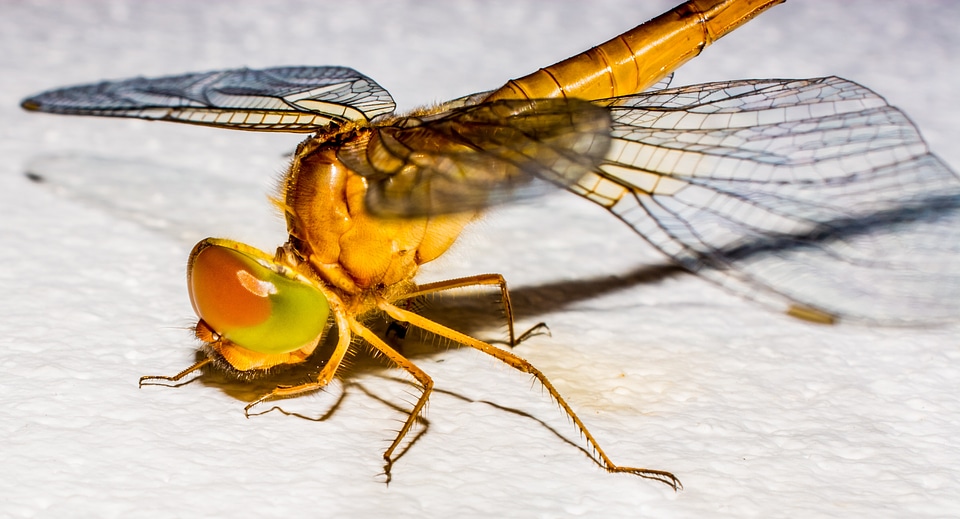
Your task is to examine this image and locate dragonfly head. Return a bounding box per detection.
[186,238,330,371]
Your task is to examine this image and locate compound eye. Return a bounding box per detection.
[187,240,329,354]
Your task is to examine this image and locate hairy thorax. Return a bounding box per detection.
[282,130,475,300]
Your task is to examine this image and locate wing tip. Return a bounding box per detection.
[786,304,838,325]
[21,98,42,112]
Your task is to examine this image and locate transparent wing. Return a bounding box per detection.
[340,98,612,216]
[21,66,396,132]
[570,76,960,324]
[645,73,674,92]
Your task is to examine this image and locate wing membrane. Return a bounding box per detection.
[645,73,674,92]
[572,77,959,323]
[342,98,612,216]
[21,66,396,132]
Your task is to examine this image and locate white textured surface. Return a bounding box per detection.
[2,1,958,517]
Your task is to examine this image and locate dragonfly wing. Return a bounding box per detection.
[645,73,674,92]
[21,66,396,132]
[341,98,612,216]
[576,77,960,324]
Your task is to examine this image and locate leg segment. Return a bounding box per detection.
[243,304,354,416]
[243,305,434,481]
[397,273,547,347]
[378,299,681,490]
[350,321,434,481]
[139,358,212,387]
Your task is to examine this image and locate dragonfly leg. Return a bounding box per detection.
[139,358,212,387]
[377,300,681,491]
[350,322,433,483]
[398,273,548,347]
[243,307,354,416]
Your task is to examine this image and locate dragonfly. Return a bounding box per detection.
[20,0,960,489]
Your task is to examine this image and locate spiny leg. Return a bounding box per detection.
[350,321,434,482]
[398,273,548,347]
[378,299,681,490]
[139,358,212,387]
[244,307,354,416]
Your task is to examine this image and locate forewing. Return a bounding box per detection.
[21,66,396,132]
[340,98,612,217]
[574,77,960,324]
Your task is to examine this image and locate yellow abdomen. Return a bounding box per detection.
[485,0,783,102]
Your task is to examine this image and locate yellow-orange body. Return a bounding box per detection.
[286,0,782,296]
[21,0,955,490]
[136,0,787,487]
[284,0,780,308]
[210,0,784,374]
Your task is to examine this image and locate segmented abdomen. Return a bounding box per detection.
[485,0,783,102]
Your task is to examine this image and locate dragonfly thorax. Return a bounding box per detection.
[282,134,475,296]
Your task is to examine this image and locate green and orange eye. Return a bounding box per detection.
[187,238,329,354]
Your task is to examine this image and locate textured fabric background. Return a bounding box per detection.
[2,2,957,517]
